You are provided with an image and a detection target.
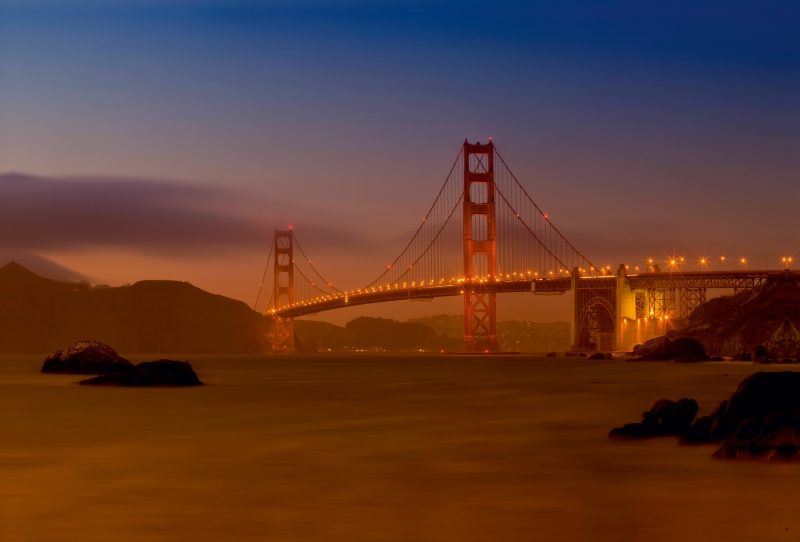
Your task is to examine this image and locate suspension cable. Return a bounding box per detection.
[253,241,274,310]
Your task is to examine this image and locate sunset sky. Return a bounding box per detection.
[1,1,798,324]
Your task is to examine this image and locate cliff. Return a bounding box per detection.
[671,271,800,357]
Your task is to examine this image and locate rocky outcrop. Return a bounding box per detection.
[79,359,203,386]
[41,341,133,374]
[681,371,800,444]
[609,398,699,438]
[631,337,707,362]
[712,411,800,461]
[633,336,670,357]
[671,271,800,357]
[762,318,800,359]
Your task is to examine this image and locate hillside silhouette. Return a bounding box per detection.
[0,262,272,353]
[294,314,570,352]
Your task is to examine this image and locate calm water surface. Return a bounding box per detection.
[2,354,799,541]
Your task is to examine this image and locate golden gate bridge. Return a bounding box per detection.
[254,140,797,353]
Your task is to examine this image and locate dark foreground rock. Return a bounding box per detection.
[41,341,133,374]
[681,371,800,444]
[632,337,708,362]
[545,351,557,357]
[588,352,606,360]
[712,411,800,461]
[79,360,203,387]
[609,398,699,438]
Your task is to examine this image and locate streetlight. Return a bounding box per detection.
[740,257,748,269]
[719,255,726,271]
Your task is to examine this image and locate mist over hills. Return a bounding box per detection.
[0,250,95,284]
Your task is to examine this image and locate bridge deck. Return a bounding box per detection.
[274,270,797,318]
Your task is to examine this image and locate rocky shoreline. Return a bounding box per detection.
[610,371,800,461]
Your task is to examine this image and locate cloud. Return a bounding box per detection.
[0,173,364,256]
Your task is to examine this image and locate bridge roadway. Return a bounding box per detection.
[274,269,790,319]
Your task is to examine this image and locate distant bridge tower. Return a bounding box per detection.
[462,140,500,352]
[273,230,296,351]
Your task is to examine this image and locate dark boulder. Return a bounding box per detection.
[634,337,708,362]
[579,353,587,357]
[588,352,606,360]
[79,359,203,387]
[41,341,133,374]
[681,371,800,444]
[545,351,557,357]
[731,352,752,361]
[753,345,770,362]
[712,411,800,461]
[609,398,699,438]
[633,337,670,358]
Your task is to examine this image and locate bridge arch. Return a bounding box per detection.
[577,296,616,350]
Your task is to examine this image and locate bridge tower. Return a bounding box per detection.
[273,229,296,352]
[462,140,500,352]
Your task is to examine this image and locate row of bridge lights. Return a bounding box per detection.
[274,270,573,309]
[643,255,794,271]
[275,265,638,310]
[271,254,798,311]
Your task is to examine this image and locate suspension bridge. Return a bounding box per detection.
[255,140,797,353]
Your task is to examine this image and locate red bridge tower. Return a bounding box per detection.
[462,140,500,352]
[273,230,296,351]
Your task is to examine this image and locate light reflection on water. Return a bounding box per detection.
[1,354,799,541]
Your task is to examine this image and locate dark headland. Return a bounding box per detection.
[668,271,800,359]
[0,261,272,353]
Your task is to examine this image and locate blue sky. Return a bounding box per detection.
[0,1,798,321]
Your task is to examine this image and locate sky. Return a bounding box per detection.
[0,1,798,324]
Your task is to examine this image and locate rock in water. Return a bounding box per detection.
[633,337,670,358]
[545,351,557,357]
[681,371,800,443]
[79,360,203,387]
[41,341,133,374]
[632,337,708,362]
[609,398,699,438]
[588,352,606,360]
[712,411,800,461]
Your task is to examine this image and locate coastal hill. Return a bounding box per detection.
[669,271,800,357]
[0,262,272,353]
[294,315,570,352]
